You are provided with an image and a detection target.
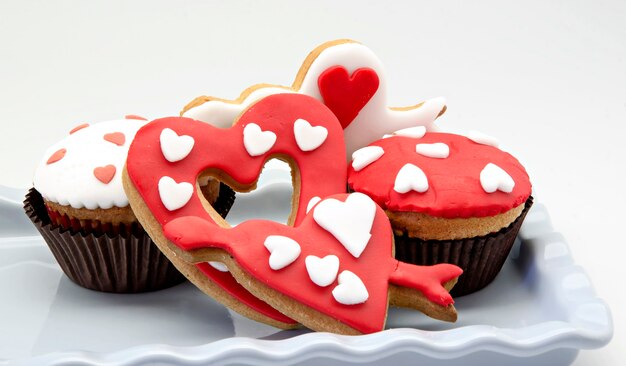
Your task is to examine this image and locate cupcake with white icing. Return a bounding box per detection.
[23,116,232,293]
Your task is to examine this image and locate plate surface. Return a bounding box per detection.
[0,172,613,366]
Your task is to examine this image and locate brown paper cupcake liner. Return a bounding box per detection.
[394,196,533,297]
[213,182,236,218]
[24,188,186,293]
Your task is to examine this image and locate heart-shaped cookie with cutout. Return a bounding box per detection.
[124,93,347,329]
[124,93,462,334]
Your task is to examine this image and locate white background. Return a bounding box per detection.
[0,0,624,364]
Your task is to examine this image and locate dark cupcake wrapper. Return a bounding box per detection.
[24,188,186,293]
[213,182,236,218]
[394,196,533,297]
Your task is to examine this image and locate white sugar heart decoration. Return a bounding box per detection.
[467,130,499,147]
[480,163,515,193]
[293,118,328,152]
[313,193,376,258]
[305,255,340,287]
[392,126,426,139]
[306,196,321,213]
[332,270,369,305]
[394,163,429,193]
[351,146,384,171]
[160,128,195,162]
[158,176,194,211]
[415,143,449,158]
[243,123,277,157]
[264,235,301,270]
[208,261,229,272]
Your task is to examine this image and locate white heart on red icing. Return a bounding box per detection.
[312,192,375,258]
[306,196,321,213]
[332,270,369,305]
[158,176,194,211]
[293,118,328,152]
[208,261,229,272]
[415,143,449,159]
[480,163,515,193]
[243,123,276,157]
[467,130,499,147]
[264,235,301,270]
[351,146,384,172]
[305,255,340,287]
[394,163,429,194]
[160,128,195,162]
[393,126,426,139]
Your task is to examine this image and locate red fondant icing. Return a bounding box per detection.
[126,94,347,326]
[103,132,126,146]
[348,133,532,218]
[125,114,148,121]
[46,148,66,165]
[318,66,379,129]
[94,165,116,184]
[69,123,89,134]
[163,194,461,334]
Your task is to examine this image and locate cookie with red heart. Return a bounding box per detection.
[181,39,447,158]
[124,93,462,333]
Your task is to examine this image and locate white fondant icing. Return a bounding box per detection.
[382,134,393,139]
[33,119,147,209]
[306,196,322,213]
[393,126,426,139]
[293,118,328,152]
[312,193,376,258]
[243,123,276,157]
[208,261,229,272]
[351,146,384,172]
[467,130,499,147]
[415,143,449,158]
[182,42,445,158]
[264,235,301,270]
[305,255,340,287]
[160,128,194,162]
[480,163,515,193]
[158,176,194,211]
[394,164,429,194]
[332,270,369,305]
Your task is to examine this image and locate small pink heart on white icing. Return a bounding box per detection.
[158,176,194,211]
[392,126,426,139]
[351,146,384,171]
[243,123,276,157]
[264,235,301,270]
[305,255,340,287]
[332,270,369,305]
[208,261,229,272]
[306,196,321,213]
[313,193,375,258]
[467,131,499,147]
[415,143,449,158]
[394,163,428,194]
[160,128,195,162]
[293,118,328,152]
[480,163,515,193]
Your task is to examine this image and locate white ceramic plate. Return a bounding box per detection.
[0,171,613,366]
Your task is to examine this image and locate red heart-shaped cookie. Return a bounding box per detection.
[124,94,347,328]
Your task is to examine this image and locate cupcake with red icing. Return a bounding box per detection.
[348,127,532,296]
[23,116,234,293]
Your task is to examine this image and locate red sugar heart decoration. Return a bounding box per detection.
[69,123,89,134]
[318,66,379,129]
[46,149,66,165]
[125,114,148,121]
[103,132,126,146]
[94,165,116,184]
